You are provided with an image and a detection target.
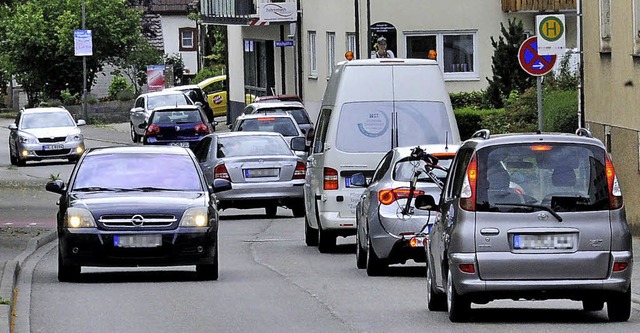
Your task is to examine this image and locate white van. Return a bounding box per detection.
[304,58,461,252]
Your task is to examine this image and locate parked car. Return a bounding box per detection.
[141,105,213,149]
[165,84,215,125]
[197,75,256,117]
[231,113,308,159]
[352,145,457,276]
[45,145,232,282]
[243,101,314,146]
[8,107,86,166]
[422,129,632,322]
[192,132,307,217]
[129,90,195,143]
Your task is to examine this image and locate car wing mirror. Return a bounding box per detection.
[350,173,368,187]
[138,122,147,129]
[212,178,232,193]
[290,137,306,151]
[77,119,86,126]
[8,123,17,130]
[45,179,66,194]
[414,194,438,211]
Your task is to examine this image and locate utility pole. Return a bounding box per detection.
[82,0,88,122]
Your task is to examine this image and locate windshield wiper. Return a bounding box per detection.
[73,186,125,192]
[129,186,181,192]
[494,203,563,222]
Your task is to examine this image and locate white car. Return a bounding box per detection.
[8,107,86,166]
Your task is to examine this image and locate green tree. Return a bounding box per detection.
[0,0,142,107]
[110,38,163,94]
[485,18,534,108]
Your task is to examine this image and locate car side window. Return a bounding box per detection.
[135,97,144,108]
[371,151,394,183]
[312,108,332,154]
[193,137,211,162]
[444,146,474,200]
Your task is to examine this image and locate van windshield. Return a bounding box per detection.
[475,143,610,212]
[336,101,454,153]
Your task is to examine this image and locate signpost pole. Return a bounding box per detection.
[537,76,543,132]
[82,0,88,123]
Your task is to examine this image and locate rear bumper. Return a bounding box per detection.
[217,181,304,209]
[449,251,633,300]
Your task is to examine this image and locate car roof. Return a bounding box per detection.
[165,85,202,91]
[86,146,192,156]
[22,107,70,114]
[248,101,305,109]
[253,95,302,103]
[152,105,200,112]
[237,112,297,120]
[393,144,460,157]
[209,131,285,139]
[139,90,187,97]
[197,75,226,86]
[467,131,606,150]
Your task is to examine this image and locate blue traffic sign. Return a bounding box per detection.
[518,36,556,76]
[275,40,294,47]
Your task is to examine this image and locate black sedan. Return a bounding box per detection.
[46,146,231,282]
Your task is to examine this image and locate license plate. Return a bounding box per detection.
[513,234,575,250]
[170,142,190,147]
[42,144,64,150]
[114,234,162,248]
[245,168,279,178]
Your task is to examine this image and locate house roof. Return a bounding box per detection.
[149,0,194,14]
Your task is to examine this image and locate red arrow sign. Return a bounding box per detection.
[518,36,557,76]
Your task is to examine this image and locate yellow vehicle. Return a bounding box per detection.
[197,75,256,117]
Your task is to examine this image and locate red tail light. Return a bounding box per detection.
[146,124,160,136]
[214,163,230,180]
[460,155,477,211]
[378,188,425,205]
[613,262,629,272]
[605,155,623,209]
[459,264,476,274]
[194,123,210,134]
[293,161,306,179]
[324,167,338,190]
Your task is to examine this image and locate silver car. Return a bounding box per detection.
[231,113,308,159]
[352,145,457,276]
[129,90,195,142]
[242,101,314,146]
[423,129,632,322]
[8,107,85,166]
[193,132,307,217]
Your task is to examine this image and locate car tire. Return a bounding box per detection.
[582,299,604,311]
[196,245,219,281]
[317,221,335,253]
[130,123,139,143]
[426,263,447,311]
[291,201,305,218]
[355,228,366,269]
[9,148,18,166]
[447,268,470,322]
[366,236,387,276]
[304,216,318,246]
[607,288,631,322]
[57,251,80,282]
[265,205,277,217]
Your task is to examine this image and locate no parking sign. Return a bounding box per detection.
[518,36,556,76]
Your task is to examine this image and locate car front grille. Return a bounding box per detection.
[99,214,177,227]
[38,137,66,143]
[35,149,71,156]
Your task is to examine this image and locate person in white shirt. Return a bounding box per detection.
[371,36,395,59]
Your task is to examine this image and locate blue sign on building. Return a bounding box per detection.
[275,40,294,47]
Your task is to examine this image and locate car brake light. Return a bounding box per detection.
[214,164,230,180]
[194,123,210,134]
[613,262,629,272]
[460,155,477,211]
[293,161,306,179]
[259,117,276,121]
[378,188,425,205]
[459,264,475,274]
[146,124,160,136]
[324,167,338,190]
[431,152,456,159]
[605,155,623,209]
[530,145,553,151]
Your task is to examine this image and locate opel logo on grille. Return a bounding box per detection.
[131,214,145,226]
[537,212,549,221]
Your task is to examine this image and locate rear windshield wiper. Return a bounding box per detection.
[494,203,563,222]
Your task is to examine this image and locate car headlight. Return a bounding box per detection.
[65,207,96,228]
[18,134,38,144]
[67,133,84,142]
[179,207,209,227]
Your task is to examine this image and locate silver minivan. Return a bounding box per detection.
[422,129,632,322]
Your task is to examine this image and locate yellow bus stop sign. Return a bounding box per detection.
[539,16,564,42]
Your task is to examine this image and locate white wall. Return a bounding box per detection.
[161,15,198,75]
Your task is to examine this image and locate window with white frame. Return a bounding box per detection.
[346,32,356,56]
[179,28,197,52]
[405,31,477,80]
[308,31,317,78]
[327,32,336,77]
[600,0,612,52]
[634,0,640,54]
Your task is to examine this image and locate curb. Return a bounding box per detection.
[0,230,56,333]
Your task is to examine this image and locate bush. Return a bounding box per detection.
[108,76,133,98]
[86,95,98,105]
[116,89,135,101]
[449,91,490,109]
[503,88,538,133]
[60,89,78,105]
[454,107,506,140]
[543,89,578,133]
[193,65,225,84]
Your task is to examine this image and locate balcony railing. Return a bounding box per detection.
[200,0,298,25]
[501,0,576,12]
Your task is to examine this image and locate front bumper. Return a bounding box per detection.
[59,227,216,267]
[18,141,84,161]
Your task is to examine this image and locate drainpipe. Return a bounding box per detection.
[280,24,286,94]
[296,0,303,99]
[354,0,360,59]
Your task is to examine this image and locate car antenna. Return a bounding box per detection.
[445,131,449,151]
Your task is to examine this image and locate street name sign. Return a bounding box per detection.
[275,40,294,47]
[518,36,556,76]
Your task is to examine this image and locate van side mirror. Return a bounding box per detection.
[350,173,368,187]
[414,194,438,211]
